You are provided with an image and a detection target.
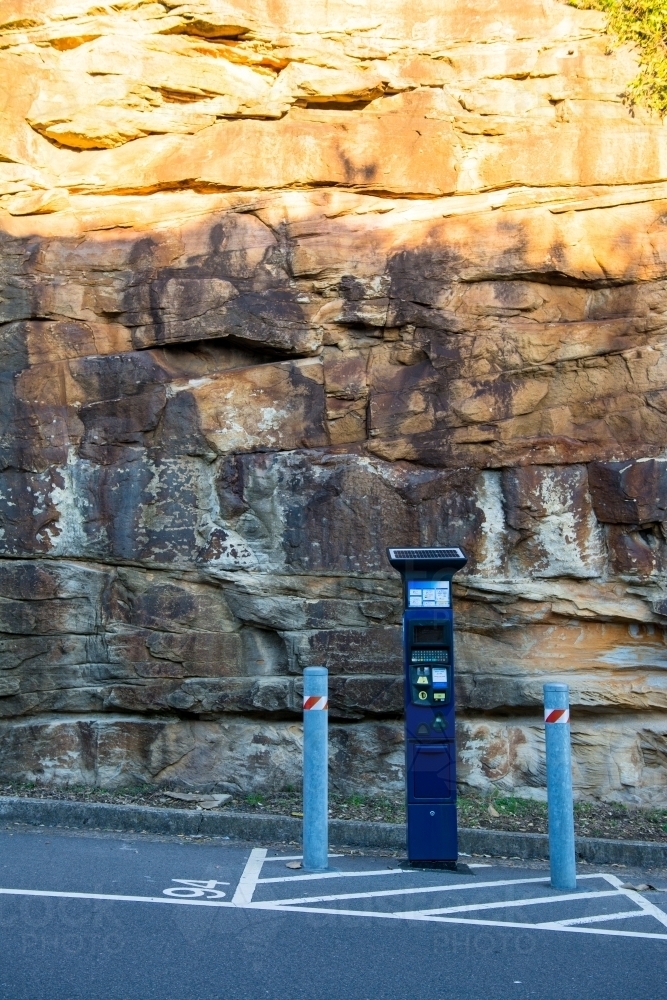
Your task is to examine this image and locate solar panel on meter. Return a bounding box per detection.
[388,548,464,560]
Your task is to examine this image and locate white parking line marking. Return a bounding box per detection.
[429,917,667,941]
[258,869,406,885]
[0,887,233,907]
[551,910,648,927]
[407,890,620,918]
[2,885,662,941]
[246,860,667,941]
[602,874,667,930]
[1,846,664,943]
[267,875,554,908]
[244,900,667,941]
[263,855,344,863]
[232,848,267,906]
[258,855,490,868]
[264,872,613,909]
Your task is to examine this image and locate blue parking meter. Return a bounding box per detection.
[387,546,467,867]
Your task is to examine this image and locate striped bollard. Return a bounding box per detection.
[544,683,577,890]
[303,666,329,872]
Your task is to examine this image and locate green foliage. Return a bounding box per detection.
[571,0,667,115]
[347,794,365,807]
[492,796,546,817]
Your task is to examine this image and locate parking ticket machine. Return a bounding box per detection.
[387,546,467,866]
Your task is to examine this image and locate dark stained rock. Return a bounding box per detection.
[286,626,403,675]
[606,524,667,580]
[589,460,667,525]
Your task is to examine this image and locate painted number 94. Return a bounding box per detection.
[163,879,229,899]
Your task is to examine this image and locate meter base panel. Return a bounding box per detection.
[406,803,458,862]
[406,741,456,801]
[398,860,473,873]
[406,738,458,863]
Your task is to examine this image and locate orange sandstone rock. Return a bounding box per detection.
[0,0,665,805]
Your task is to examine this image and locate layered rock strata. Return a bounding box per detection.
[0,0,666,803]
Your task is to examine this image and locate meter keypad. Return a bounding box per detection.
[411,649,448,663]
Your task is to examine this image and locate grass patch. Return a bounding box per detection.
[333,794,400,823]
[245,793,265,807]
[571,0,667,115]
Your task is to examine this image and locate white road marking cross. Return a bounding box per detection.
[238,856,667,942]
[256,874,553,908]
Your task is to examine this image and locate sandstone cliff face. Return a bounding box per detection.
[0,0,666,804]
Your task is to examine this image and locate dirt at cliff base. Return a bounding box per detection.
[3,784,666,844]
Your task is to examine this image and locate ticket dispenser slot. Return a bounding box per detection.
[387,546,467,866]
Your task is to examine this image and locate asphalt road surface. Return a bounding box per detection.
[0,826,666,1000]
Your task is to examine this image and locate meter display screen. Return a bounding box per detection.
[413,624,445,644]
[408,581,450,608]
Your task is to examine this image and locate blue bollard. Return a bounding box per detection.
[544,683,577,890]
[303,666,329,872]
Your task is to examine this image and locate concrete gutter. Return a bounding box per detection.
[1,796,665,869]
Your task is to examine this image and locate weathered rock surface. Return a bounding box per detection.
[0,0,666,804]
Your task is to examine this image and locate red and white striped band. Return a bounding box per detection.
[544,708,570,724]
[303,695,328,711]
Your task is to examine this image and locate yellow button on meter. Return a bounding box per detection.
[418,690,428,701]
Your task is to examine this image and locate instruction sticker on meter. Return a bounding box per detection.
[432,668,448,688]
[408,581,450,608]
